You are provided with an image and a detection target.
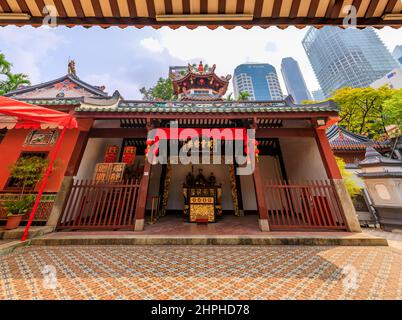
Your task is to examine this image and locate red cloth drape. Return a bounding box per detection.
[0,96,78,241]
[0,96,78,129]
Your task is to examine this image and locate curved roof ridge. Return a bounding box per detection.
[4,74,108,98]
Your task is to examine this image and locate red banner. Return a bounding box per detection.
[104,145,119,163]
[122,146,136,165]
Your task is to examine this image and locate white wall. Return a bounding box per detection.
[239,155,280,211]
[76,138,124,180]
[279,137,327,181]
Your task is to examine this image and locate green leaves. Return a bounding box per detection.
[139,77,177,101]
[238,91,250,101]
[0,53,31,95]
[9,156,49,189]
[335,157,361,198]
[383,88,402,136]
[332,86,400,139]
[4,195,35,216]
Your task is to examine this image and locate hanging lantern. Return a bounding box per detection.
[145,139,154,159]
[254,140,260,162]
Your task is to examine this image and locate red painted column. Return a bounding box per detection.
[253,160,270,231]
[314,128,342,179]
[134,159,152,231]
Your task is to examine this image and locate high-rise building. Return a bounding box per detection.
[280,57,312,103]
[371,68,402,90]
[233,63,283,100]
[392,45,402,65]
[302,27,399,98]
[312,89,325,101]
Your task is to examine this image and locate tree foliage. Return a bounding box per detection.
[237,91,250,101]
[332,86,399,139]
[383,88,402,135]
[0,53,31,95]
[139,77,176,101]
[335,157,362,198]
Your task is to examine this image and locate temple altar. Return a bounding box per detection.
[183,169,222,223]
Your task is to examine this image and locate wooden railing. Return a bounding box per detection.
[264,179,347,230]
[0,192,56,221]
[57,179,140,230]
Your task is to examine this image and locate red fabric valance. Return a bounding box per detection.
[0,96,77,129]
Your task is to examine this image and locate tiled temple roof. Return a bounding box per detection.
[326,125,391,151]
[17,98,83,106]
[75,97,339,113]
[4,74,109,99]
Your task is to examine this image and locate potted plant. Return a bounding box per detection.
[4,195,35,229]
[3,156,49,230]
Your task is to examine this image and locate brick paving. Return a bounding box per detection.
[1,245,401,300]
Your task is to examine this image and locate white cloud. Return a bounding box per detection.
[0,26,66,84]
[140,37,165,53]
[155,26,316,95]
[85,73,142,99]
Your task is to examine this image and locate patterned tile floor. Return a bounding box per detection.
[1,245,401,300]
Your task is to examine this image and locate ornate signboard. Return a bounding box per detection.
[122,146,136,165]
[94,163,125,183]
[24,130,58,146]
[104,145,119,163]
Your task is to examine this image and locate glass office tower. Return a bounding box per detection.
[281,57,312,103]
[302,27,399,98]
[233,63,283,101]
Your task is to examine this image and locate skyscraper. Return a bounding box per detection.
[281,57,312,103]
[392,45,402,65]
[302,27,399,98]
[233,63,283,101]
[312,89,325,101]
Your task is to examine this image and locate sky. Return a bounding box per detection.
[0,25,401,99]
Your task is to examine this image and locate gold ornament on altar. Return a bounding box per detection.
[183,168,222,223]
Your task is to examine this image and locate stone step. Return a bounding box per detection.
[29,233,388,246]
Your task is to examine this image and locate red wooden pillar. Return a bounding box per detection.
[134,159,152,231]
[253,160,270,231]
[313,124,361,232]
[313,127,342,179]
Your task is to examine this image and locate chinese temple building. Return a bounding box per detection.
[327,125,392,166]
[0,61,362,233]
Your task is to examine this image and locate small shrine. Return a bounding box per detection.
[183,168,222,223]
[170,61,231,101]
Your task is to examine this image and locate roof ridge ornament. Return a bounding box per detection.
[68,59,77,77]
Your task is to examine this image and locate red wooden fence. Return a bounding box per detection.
[264,179,347,231]
[57,179,140,230]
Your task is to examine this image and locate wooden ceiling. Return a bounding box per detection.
[0,0,401,28]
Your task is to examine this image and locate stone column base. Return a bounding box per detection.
[134,219,145,231]
[333,179,362,232]
[258,219,270,231]
[46,176,74,229]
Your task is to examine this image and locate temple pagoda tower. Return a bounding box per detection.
[170,62,231,101]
